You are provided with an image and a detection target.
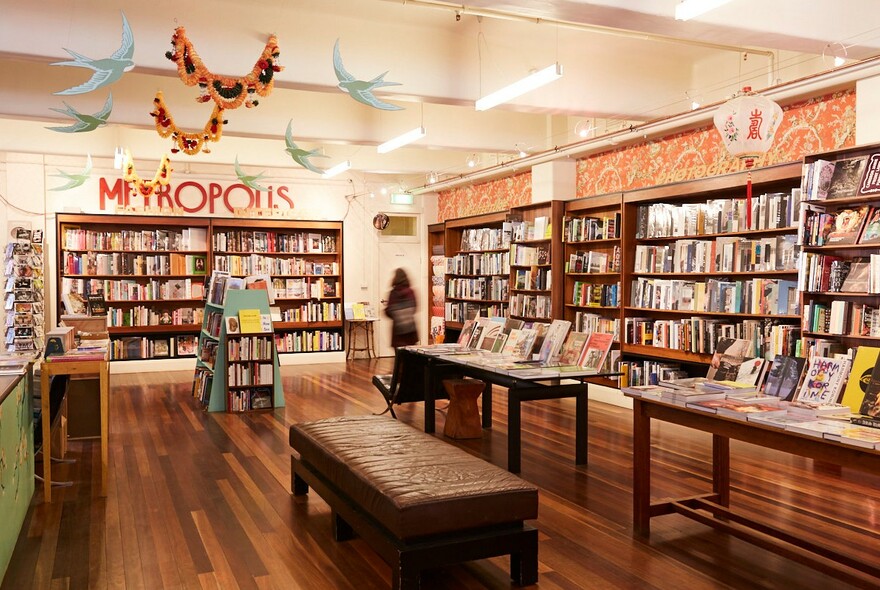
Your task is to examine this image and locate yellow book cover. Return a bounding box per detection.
[352,303,366,320]
[238,309,263,333]
[841,345,880,412]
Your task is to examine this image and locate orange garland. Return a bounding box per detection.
[165,27,283,109]
[150,91,227,155]
[123,151,172,199]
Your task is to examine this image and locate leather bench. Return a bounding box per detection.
[290,414,538,589]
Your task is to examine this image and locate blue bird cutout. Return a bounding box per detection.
[284,120,328,174]
[333,39,403,111]
[53,12,135,95]
[49,154,93,191]
[234,156,271,192]
[47,93,113,133]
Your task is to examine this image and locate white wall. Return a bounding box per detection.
[0,119,438,364]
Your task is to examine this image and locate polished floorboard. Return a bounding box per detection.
[4,358,880,589]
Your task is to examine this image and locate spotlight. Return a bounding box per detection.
[514,143,528,158]
[427,172,438,184]
[466,154,479,168]
[575,120,594,139]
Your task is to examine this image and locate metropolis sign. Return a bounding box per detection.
[98,177,295,214]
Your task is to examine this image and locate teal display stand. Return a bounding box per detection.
[195,289,283,412]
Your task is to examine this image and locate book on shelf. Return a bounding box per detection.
[207,270,231,305]
[857,207,880,244]
[794,355,851,406]
[824,206,870,245]
[826,155,867,200]
[238,309,263,333]
[62,291,87,315]
[761,355,807,401]
[225,316,241,335]
[87,292,107,316]
[245,273,275,303]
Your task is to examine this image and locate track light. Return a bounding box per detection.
[377,127,426,153]
[475,63,563,111]
[427,172,438,184]
[321,160,351,178]
[113,146,125,169]
[466,154,479,168]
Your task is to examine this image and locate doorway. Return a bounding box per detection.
[376,214,422,357]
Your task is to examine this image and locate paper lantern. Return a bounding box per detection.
[713,87,784,228]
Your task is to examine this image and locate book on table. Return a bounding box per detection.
[762,355,807,401]
[840,346,880,412]
[705,337,752,381]
[793,355,851,406]
[578,332,614,372]
[557,331,589,367]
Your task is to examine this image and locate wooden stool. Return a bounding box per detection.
[443,379,484,439]
[346,319,377,359]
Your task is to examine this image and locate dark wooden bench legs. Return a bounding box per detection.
[292,457,538,588]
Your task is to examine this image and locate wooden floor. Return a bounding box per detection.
[4,358,880,589]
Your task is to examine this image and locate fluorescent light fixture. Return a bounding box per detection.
[475,63,563,111]
[377,127,426,154]
[390,192,414,205]
[675,0,732,21]
[113,147,125,169]
[321,160,351,178]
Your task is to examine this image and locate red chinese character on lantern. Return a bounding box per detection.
[748,108,763,140]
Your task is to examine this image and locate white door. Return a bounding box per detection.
[376,214,422,357]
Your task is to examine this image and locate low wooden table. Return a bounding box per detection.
[41,357,109,502]
[627,393,880,588]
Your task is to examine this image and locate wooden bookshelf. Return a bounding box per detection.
[562,192,623,378]
[57,213,211,361]
[507,201,564,323]
[799,142,880,356]
[619,162,804,386]
[56,213,345,363]
[210,218,344,356]
[442,211,510,332]
[427,222,446,343]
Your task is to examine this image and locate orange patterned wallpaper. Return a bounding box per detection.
[576,89,856,196]
[437,172,531,222]
[437,89,855,219]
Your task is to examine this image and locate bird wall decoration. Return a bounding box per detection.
[53,12,135,96]
[49,154,93,191]
[47,93,113,133]
[234,156,271,192]
[284,120,328,174]
[333,39,403,111]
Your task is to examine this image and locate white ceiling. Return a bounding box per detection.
[2,0,880,191]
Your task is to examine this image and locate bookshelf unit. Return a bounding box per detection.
[210,219,344,356]
[507,201,564,324]
[57,214,210,361]
[562,193,623,384]
[194,287,282,412]
[427,222,446,342]
[442,211,511,338]
[620,162,804,386]
[798,143,880,357]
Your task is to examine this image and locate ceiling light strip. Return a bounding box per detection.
[675,0,733,21]
[377,126,426,153]
[322,160,351,178]
[476,64,563,111]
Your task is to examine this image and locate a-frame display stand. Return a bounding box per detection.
[194,288,283,412]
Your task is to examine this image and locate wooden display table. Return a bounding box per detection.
[41,355,109,502]
[627,393,880,589]
[442,378,485,439]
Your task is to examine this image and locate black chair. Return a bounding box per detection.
[33,374,73,488]
[372,348,458,418]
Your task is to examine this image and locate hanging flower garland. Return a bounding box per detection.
[165,27,283,109]
[150,91,227,155]
[123,151,172,199]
